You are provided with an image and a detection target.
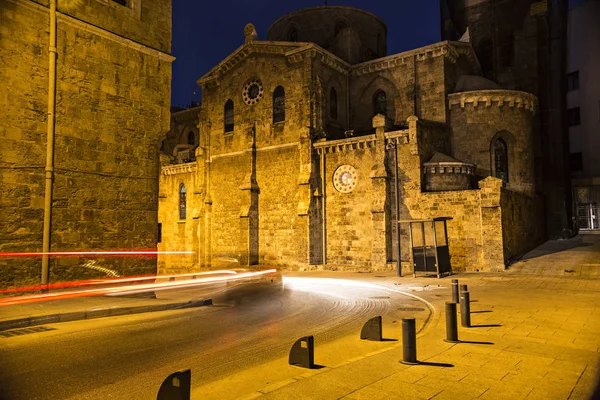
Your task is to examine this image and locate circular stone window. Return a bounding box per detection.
[242,78,264,106]
[333,165,358,193]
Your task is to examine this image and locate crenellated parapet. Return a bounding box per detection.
[448,90,537,114]
[313,134,376,154]
[161,163,197,176]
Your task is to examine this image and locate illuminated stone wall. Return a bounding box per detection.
[0,0,172,288]
[448,90,537,194]
[157,10,543,274]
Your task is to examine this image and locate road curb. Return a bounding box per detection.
[0,298,213,332]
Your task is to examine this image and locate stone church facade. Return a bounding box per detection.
[158,6,544,274]
[0,0,173,288]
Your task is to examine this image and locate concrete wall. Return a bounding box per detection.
[0,0,172,288]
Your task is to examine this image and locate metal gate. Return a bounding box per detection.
[577,203,599,230]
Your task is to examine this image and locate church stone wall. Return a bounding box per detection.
[256,146,301,265]
[317,63,350,139]
[157,164,199,273]
[210,155,248,261]
[500,188,545,263]
[200,54,306,155]
[324,144,381,268]
[350,47,454,134]
[0,0,172,288]
[194,49,313,268]
[407,190,485,271]
[449,90,536,194]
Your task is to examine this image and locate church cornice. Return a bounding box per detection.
[351,41,480,76]
[285,44,352,75]
[197,41,311,86]
[197,40,481,86]
[448,90,537,114]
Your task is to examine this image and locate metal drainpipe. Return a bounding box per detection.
[42,0,58,286]
[393,141,402,277]
[320,150,327,265]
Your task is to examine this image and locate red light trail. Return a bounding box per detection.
[0,250,195,257]
[0,270,238,294]
[0,269,279,306]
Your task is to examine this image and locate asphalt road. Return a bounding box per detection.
[0,277,428,400]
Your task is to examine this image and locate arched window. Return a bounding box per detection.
[224,99,234,133]
[273,86,285,123]
[374,90,387,116]
[287,27,298,42]
[187,131,195,145]
[330,87,338,120]
[179,184,187,219]
[494,139,509,182]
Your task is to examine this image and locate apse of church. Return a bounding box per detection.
[158,6,544,274]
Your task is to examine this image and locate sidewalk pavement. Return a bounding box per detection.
[234,271,598,400]
[194,235,600,399]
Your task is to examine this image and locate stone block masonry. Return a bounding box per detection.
[157,6,544,275]
[0,0,173,288]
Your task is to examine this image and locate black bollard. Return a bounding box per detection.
[400,318,419,365]
[452,279,459,304]
[289,336,315,369]
[360,316,383,341]
[444,302,459,343]
[157,369,191,400]
[459,284,468,293]
[460,291,471,327]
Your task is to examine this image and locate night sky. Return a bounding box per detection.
[170,0,441,108]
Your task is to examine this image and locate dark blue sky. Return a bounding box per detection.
[171,0,441,108]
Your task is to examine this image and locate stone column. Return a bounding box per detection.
[296,135,313,266]
[478,177,505,271]
[239,124,259,266]
[370,114,392,269]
